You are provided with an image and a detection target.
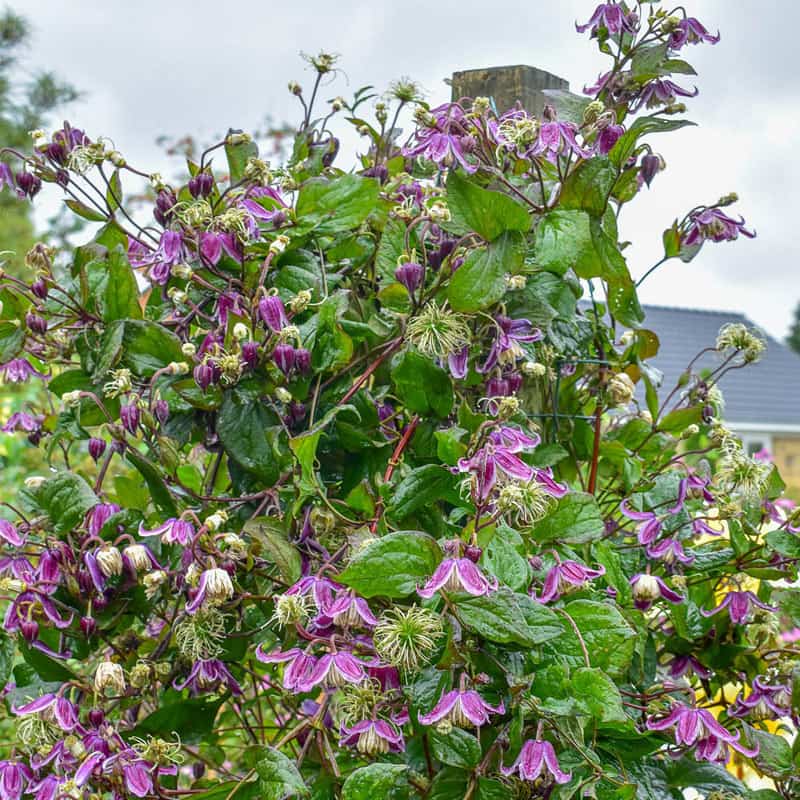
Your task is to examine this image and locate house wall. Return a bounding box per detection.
[772,436,800,496]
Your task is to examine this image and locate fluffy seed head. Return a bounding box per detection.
[374,606,444,670]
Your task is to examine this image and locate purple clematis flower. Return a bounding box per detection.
[418,555,497,598]
[447,346,469,380]
[646,703,758,764]
[501,738,572,785]
[12,693,79,731]
[103,749,171,799]
[666,655,712,680]
[576,2,637,36]
[340,719,405,755]
[479,316,542,373]
[403,103,477,173]
[0,761,32,800]
[259,295,289,332]
[620,501,665,546]
[0,520,23,548]
[630,573,684,610]
[85,503,120,537]
[139,517,195,546]
[128,230,187,285]
[668,17,720,50]
[317,591,378,629]
[730,675,792,720]
[198,231,223,265]
[255,646,317,692]
[632,78,699,111]
[535,560,605,603]
[418,688,504,728]
[701,591,777,625]
[173,658,243,695]
[0,359,47,384]
[298,651,367,691]
[646,536,694,565]
[457,426,567,504]
[530,107,591,161]
[683,208,755,247]
[285,575,342,614]
[2,412,42,434]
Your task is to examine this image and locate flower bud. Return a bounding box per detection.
[16,171,42,199]
[120,402,140,435]
[288,81,302,95]
[273,343,296,376]
[25,312,47,334]
[63,391,83,408]
[193,361,217,390]
[181,342,197,358]
[521,361,547,378]
[395,261,423,295]
[640,153,662,188]
[80,616,97,637]
[129,662,153,689]
[88,437,107,462]
[31,278,48,300]
[288,289,312,314]
[464,545,482,563]
[241,340,259,369]
[294,347,311,375]
[204,511,227,532]
[94,660,126,695]
[630,574,660,604]
[259,294,288,332]
[269,235,291,256]
[171,263,193,280]
[188,172,214,198]
[202,567,235,603]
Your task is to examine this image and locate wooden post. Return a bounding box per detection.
[450,65,572,116]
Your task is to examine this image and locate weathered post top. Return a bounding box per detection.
[450,65,571,116]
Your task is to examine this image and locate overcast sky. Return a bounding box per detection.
[10,0,798,340]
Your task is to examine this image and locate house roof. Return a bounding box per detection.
[631,305,800,428]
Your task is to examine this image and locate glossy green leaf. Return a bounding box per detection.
[446,171,530,241]
[341,764,408,800]
[391,351,453,418]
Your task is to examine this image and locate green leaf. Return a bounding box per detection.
[765,530,800,559]
[0,632,14,688]
[103,249,141,321]
[225,135,259,183]
[65,198,108,222]
[120,320,184,377]
[448,231,523,312]
[20,643,75,682]
[429,727,482,768]
[296,174,379,235]
[341,764,408,800]
[243,517,302,583]
[607,275,644,328]
[217,389,280,484]
[105,168,123,211]
[446,171,530,241]
[255,747,309,800]
[389,464,454,519]
[131,697,223,745]
[662,758,747,796]
[543,599,636,676]
[375,216,410,281]
[455,587,563,647]
[533,209,593,276]
[125,450,177,517]
[482,525,530,591]
[0,321,25,362]
[310,297,353,372]
[559,157,617,217]
[610,116,697,168]
[24,472,97,534]
[572,667,626,722]
[92,319,126,379]
[745,726,794,779]
[391,351,453,418]
[338,531,442,598]
[532,492,605,544]
[631,43,669,80]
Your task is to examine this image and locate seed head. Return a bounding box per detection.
[373,606,444,670]
[406,302,470,358]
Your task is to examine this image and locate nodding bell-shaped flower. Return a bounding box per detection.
[730,675,792,720]
[138,517,195,546]
[340,719,405,755]
[534,559,605,603]
[0,761,33,800]
[417,552,497,599]
[317,591,379,629]
[501,738,572,785]
[173,658,243,696]
[297,651,367,691]
[259,295,289,332]
[395,261,423,295]
[646,703,758,764]
[12,693,79,732]
[667,17,720,50]
[255,646,317,692]
[700,590,776,625]
[576,2,638,36]
[0,520,24,548]
[186,567,235,614]
[418,687,504,728]
[629,573,684,610]
[0,359,47,384]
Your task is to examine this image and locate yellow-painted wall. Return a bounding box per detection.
[773,435,800,498]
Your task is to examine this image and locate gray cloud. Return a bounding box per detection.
[11,0,799,338]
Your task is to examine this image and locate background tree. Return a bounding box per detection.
[0,8,78,273]
[786,300,800,355]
